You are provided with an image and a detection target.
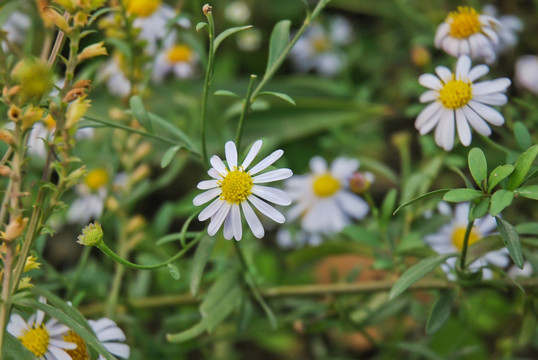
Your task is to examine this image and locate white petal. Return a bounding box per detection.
[248,150,284,175]
[419,73,442,90]
[467,64,489,81]
[458,40,470,58]
[197,180,219,190]
[193,188,221,206]
[419,90,438,103]
[286,200,310,222]
[231,204,242,240]
[468,100,505,126]
[434,23,450,48]
[207,202,231,236]
[241,140,263,169]
[103,342,130,358]
[210,155,229,175]
[208,168,222,180]
[309,156,328,174]
[199,198,225,221]
[223,212,233,240]
[435,66,452,83]
[252,185,292,205]
[96,326,126,342]
[330,158,359,179]
[455,108,472,146]
[417,105,443,135]
[443,112,455,151]
[49,339,77,350]
[241,202,264,238]
[89,318,116,333]
[335,192,369,219]
[473,93,508,106]
[225,141,238,169]
[482,27,499,44]
[476,215,497,235]
[416,101,443,130]
[47,324,70,337]
[47,347,73,360]
[247,195,285,223]
[472,78,511,95]
[253,168,293,183]
[442,37,460,58]
[7,314,26,337]
[462,106,492,136]
[456,55,471,78]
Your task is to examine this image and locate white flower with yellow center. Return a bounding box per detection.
[97,55,132,97]
[67,168,109,224]
[416,55,510,151]
[152,33,198,82]
[7,298,76,360]
[193,140,292,241]
[284,157,369,237]
[515,55,538,95]
[434,6,500,63]
[424,202,509,280]
[482,4,523,54]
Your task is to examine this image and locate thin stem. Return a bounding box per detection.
[47,13,69,69]
[234,75,257,149]
[459,220,475,270]
[0,245,13,355]
[66,247,91,299]
[200,9,216,166]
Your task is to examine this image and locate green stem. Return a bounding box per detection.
[200,9,216,166]
[459,220,475,270]
[234,74,257,149]
[66,247,91,300]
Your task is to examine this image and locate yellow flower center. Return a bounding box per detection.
[219,169,253,204]
[452,225,481,251]
[84,168,108,191]
[126,0,162,17]
[167,45,193,63]
[438,77,472,109]
[63,331,90,360]
[43,114,56,130]
[18,324,50,357]
[313,173,341,197]
[312,35,330,53]
[448,6,482,39]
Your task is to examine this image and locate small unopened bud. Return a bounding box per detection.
[74,11,89,27]
[17,276,33,290]
[77,41,107,62]
[8,105,21,122]
[21,106,45,130]
[63,87,86,102]
[66,96,91,128]
[126,215,146,234]
[77,222,104,247]
[43,8,71,33]
[349,172,374,194]
[3,85,21,98]
[134,142,152,161]
[12,58,54,101]
[24,255,41,273]
[0,166,11,177]
[0,130,15,145]
[1,216,29,241]
[53,0,77,13]
[106,197,120,212]
[411,45,431,68]
[203,4,212,15]
[73,79,92,90]
[131,164,151,184]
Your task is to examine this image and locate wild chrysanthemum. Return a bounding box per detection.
[193,140,292,241]
[415,55,510,151]
[515,55,538,95]
[434,6,500,63]
[284,157,369,238]
[67,168,108,224]
[152,33,198,82]
[482,4,523,54]
[7,298,75,359]
[424,202,509,280]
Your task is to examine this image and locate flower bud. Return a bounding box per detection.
[63,88,86,102]
[43,8,71,33]
[24,255,41,273]
[131,164,151,184]
[349,172,374,194]
[0,130,15,145]
[133,142,152,162]
[77,222,104,247]
[77,41,107,62]
[1,216,29,242]
[12,58,54,102]
[66,96,91,128]
[126,215,146,234]
[203,4,212,15]
[73,79,92,90]
[7,105,21,122]
[74,11,89,27]
[18,276,33,290]
[411,45,431,68]
[0,166,11,177]
[21,106,45,130]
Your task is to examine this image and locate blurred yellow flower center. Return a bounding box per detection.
[452,226,481,251]
[313,173,340,197]
[439,77,472,109]
[167,45,193,63]
[448,6,481,39]
[18,324,49,357]
[126,0,161,17]
[219,169,253,204]
[312,35,330,53]
[63,331,89,360]
[84,168,108,191]
[43,114,56,130]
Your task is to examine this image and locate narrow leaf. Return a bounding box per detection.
[380,188,397,229]
[161,145,181,168]
[190,235,216,296]
[516,222,538,235]
[167,322,206,343]
[258,91,296,105]
[265,20,291,76]
[516,185,538,200]
[214,89,240,97]
[129,95,153,133]
[167,263,181,280]
[426,291,456,334]
[147,112,196,151]
[214,25,253,54]
[443,188,483,202]
[496,216,524,269]
[3,333,36,360]
[514,122,533,151]
[393,189,450,215]
[489,189,515,216]
[508,145,538,190]
[468,148,487,190]
[196,22,208,31]
[487,164,514,193]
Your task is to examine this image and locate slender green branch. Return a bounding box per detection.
[66,247,91,299]
[234,74,257,149]
[459,220,475,270]
[200,6,216,165]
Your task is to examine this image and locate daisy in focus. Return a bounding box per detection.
[283,157,369,239]
[152,33,198,82]
[515,55,538,95]
[434,6,500,63]
[193,140,292,241]
[67,168,109,224]
[424,202,509,280]
[7,298,75,359]
[289,16,353,76]
[415,55,510,151]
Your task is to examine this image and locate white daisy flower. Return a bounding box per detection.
[224,1,251,24]
[515,55,538,95]
[152,33,198,82]
[284,157,369,237]
[424,202,509,280]
[415,55,511,151]
[482,4,523,54]
[236,28,262,52]
[97,56,132,97]
[434,6,500,63]
[277,228,324,248]
[2,10,31,52]
[508,261,533,278]
[67,168,109,224]
[193,140,293,241]
[289,16,352,76]
[7,297,76,360]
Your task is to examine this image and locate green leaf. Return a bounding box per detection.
[389,253,457,299]
[393,189,450,215]
[265,20,291,76]
[202,286,242,332]
[443,188,483,202]
[489,189,515,216]
[468,148,487,190]
[496,217,524,269]
[190,235,216,296]
[514,122,533,151]
[214,89,240,97]
[161,145,181,168]
[487,164,514,193]
[470,197,489,220]
[426,291,456,334]
[104,37,132,63]
[147,112,196,151]
[214,25,253,54]
[380,188,397,229]
[508,145,538,190]
[516,222,538,235]
[167,263,181,280]
[258,91,296,105]
[129,95,153,133]
[516,185,538,200]
[196,22,208,31]
[3,333,36,360]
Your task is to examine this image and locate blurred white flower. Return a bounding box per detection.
[416,55,510,151]
[193,140,292,241]
[2,11,30,52]
[434,6,500,63]
[236,28,262,52]
[277,228,324,248]
[88,318,130,360]
[152,33,198,82]
[508,261,533,278]
[224,1,251,24]
[284,157,369,239]
[67,168,109,224]
[96,56,132,97]
[482,4,523,54]
[424,202,509,280]
[515,55,538,94]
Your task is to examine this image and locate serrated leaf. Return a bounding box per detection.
[167,263,181,280]
[487,164,514,193]
[496,217,524,269]
[389,253,457,299]
[196,22,208,31]
[129,95,153,133]
[443,188,483,202]
[490,189,514,216]
[468,148,487,190]
[516,185,538,200]
[190,235,216,296]
[508,145,538,190]
[214,25,253,54]
[161,145,181,168]
[514,122,533,151]
[214,89,240,97]
[3,333,36,360]
[426,291,456,334]
[393,189,450,215]
[258,91,296,105]
[265,20,291,76]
